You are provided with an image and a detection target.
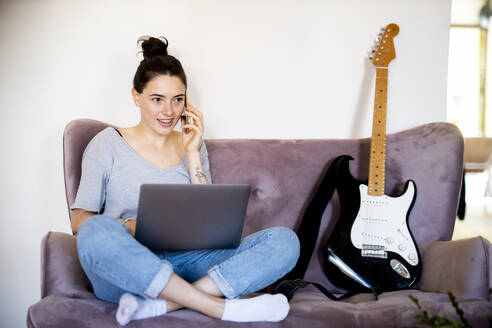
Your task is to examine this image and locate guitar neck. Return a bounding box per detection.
[368,67,388,196]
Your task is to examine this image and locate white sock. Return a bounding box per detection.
[116,293,167,326]
[221,293,290,322]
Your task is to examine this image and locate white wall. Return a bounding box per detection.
[0,0,450,326]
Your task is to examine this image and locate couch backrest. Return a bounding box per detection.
[63,119,463,290]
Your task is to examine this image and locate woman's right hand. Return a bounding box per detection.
[119,218,137,237]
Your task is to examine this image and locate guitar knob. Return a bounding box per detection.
[408,253,416,261]
[385,237,394,244]
[398,244,406,251]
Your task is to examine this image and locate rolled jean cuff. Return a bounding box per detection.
[207,264,237,299]
[143,260,173,298]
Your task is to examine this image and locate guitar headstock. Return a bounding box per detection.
[369,23,399,67]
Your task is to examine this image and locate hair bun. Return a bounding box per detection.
[138,36,169,59]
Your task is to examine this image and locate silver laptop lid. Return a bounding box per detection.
[135,184,250,252]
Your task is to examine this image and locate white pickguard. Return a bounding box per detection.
[350,182,418,266]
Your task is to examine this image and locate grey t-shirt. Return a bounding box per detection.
[71,127,212,219]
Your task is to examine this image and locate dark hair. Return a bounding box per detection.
[133,36,187,93]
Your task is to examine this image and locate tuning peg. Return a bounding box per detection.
[371,49,376,53]
[375,37,380,42]
[369,55,374,60]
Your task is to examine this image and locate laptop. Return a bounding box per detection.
[135,184,251,252]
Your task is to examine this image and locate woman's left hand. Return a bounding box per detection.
[181,103,204,153]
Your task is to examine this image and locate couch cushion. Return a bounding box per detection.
[41,231,92,298]
[418,236,492,301]
[27,290,492,328]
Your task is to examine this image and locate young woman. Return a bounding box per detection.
[71,36,300,325]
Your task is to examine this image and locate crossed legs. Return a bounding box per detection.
[158,273,225,317]
[77,216,300,323]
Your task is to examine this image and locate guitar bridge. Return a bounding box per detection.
[361,244,387,259]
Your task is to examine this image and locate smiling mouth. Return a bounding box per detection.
[157,118,173,126]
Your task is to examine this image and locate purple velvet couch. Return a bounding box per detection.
[27,119,492,327]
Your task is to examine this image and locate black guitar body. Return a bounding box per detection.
[323,155,421,294]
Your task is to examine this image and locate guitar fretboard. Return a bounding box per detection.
[368,67,388,196]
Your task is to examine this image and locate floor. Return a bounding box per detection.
[452,172,492,241]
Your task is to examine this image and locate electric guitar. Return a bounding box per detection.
[323,24,422,293]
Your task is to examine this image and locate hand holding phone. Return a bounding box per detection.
[180,95,204,154]
[181,94,193,134]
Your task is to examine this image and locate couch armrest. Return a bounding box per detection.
[418,236,491,301]
[41,231,92,298]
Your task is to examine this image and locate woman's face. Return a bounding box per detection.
[132,74,186,136]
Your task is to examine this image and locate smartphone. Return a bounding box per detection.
[181,93,192,134]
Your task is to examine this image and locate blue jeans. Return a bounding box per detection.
[76,215,300,304]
